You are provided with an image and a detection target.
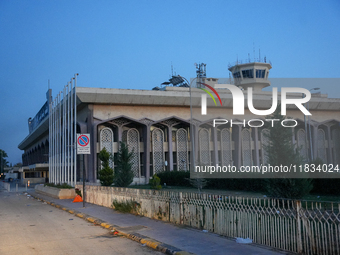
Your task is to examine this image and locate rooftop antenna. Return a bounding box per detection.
[253,42,255,62]
[259,48,261,62]
[248,53,251,63]
[195,63,206,88]
[48,79,50,89]
[171,62,173,76]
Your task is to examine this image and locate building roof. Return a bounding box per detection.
[18,85,340,150]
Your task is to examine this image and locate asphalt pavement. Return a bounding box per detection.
[0,189,162,255]
[19,188,288,255]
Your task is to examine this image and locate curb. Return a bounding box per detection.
[29,193,195,255]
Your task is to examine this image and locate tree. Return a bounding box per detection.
[113,142,134,187]
[0,149,9,173]
[263,107,313,199]
[98,148,114,186]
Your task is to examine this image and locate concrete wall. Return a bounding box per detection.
[35,184,76,199]
[0,181,11,191]
[23,177,45,185]
[76,184,340,254]
[77,185,181,224]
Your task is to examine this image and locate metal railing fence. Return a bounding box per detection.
[79,185,340,255]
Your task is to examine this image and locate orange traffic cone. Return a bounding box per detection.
[73,195,83,203]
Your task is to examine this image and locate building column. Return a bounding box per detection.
[86,104,95,182]
[326,125,333,164]
[291,127,296,145]
[144,125,151,183]
[167,126,174,171]
[232,125,242,169]
[252,127,260,166]
[194,125,199,165]
[212,126,218,166]
[117,125,122,143]
[92,121,99,182]
[311,125,318,161]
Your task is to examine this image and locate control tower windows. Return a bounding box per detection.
[256,69,266,78]
[233,71,241,78]
[242,69,254,78]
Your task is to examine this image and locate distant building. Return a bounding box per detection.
[18,61,340,185]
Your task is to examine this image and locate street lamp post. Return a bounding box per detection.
[178,76,198,171]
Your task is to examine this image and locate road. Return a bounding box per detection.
[0,189,162,255]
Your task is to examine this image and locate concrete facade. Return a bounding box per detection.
[18,62,340,185]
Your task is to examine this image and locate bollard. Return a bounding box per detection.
[16,183,18,192]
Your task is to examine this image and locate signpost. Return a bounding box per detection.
[77,134,90,154]
[77,134,90,207]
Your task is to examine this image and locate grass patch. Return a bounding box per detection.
[302,194,340,203]
[112,199,140,213]
[128,184,340,203]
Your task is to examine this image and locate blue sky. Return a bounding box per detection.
[1,0,340,164]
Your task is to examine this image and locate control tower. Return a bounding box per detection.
[228,60,272,91]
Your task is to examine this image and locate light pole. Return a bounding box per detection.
[307,87,320,162]
[177,76,198,171]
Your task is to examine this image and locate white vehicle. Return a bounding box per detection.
[4,172,18,181]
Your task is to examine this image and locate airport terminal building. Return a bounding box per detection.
[18,61,340,185]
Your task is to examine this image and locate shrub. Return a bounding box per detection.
[98,148,114,186]
[44,183,73,189]
[264,178,313,199]
[156,171,190,187]
[311,158,340,195]
[263,106,313,199]
[75,188,82,197]
[113,142,134,187]
[189,178,207,192]
[312,179,340,195]
[112,199,140,214]
[149,174,162,190]
[206,178,266,192]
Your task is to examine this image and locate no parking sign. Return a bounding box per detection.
[77,134,91,154]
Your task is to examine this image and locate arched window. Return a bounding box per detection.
[100,127,114,168]
[199,128,211,166]
[241,129,252,166]
[176,128,188,171]
[152,128,165,174]
[220,128,232,165]
[126,128,140,178]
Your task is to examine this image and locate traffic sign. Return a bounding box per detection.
[77,134,91,154]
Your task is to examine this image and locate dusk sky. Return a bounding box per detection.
[1,0,340,164]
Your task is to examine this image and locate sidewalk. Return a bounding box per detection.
[27,190,287,255]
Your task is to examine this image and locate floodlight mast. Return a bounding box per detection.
[177,63,207,173]
[178,75,198,174]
